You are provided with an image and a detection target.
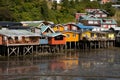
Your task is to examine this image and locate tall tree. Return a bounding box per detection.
[61,0,70,9]
[0,7,13,21]
[40,0,49,20]
[52,1,57,10]
[103,2,116,16]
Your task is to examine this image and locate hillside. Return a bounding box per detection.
[0,0,117,24]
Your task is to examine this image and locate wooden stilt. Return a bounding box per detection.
[94,41,96,49]
[89,41,91,50]
[75,41,76,49]
[17,47,19,56]
[23,46,33,55]
[70,42,71,49]
[7,46,19,56]
[7,46,9,57]
[36,45,38,54]
[85,42,87,49]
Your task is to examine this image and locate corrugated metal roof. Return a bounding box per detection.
[27,23,41,27]
[41,25,49,33]
[81,15,99,20]
[45,33,65,37]
[101,19,117,24]
[62,30,81,34]
[21,21,54,27]
[40,25,55,33]
[0,21,22,27]
[0,30,40,37]
[77,23,94,29]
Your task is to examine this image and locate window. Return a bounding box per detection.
[88,21,93,24]
[55,35,63,40]
[95,14,100,17]
[108,25,111,28]
[94,21,98,24]
[18,36,22,40]
[103,25,107,28]
[102,14,107,17]
[40,37,45,39]
[67,34,70,38]
[72,27,77,30]
[111,25,116,28]
[64,27,68,30]
[73,34,76,37]
[91,33,94,37]
[106,21,111,23]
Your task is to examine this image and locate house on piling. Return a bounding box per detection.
[79,30,107,41]
[0,29,40,56]
[79,15,117,31]
[32,23,66,53]
[39,24,66,45]
[41,25,66,52]
[61,23,82,49]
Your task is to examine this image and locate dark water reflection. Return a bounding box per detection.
[0,47,120,80]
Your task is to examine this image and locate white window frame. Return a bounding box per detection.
[88,21,93,24]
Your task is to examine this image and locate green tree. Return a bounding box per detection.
[40,0,49,21]
[52,1,57,10]
[103,2,116,16]
[0,7,13,21]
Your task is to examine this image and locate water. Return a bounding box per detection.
[0,47,120,80]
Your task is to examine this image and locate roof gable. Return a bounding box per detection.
[91,9,109,15]
[40,25,55,33]
[80,15,99,20]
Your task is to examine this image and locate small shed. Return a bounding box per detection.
[0,30,40,46]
